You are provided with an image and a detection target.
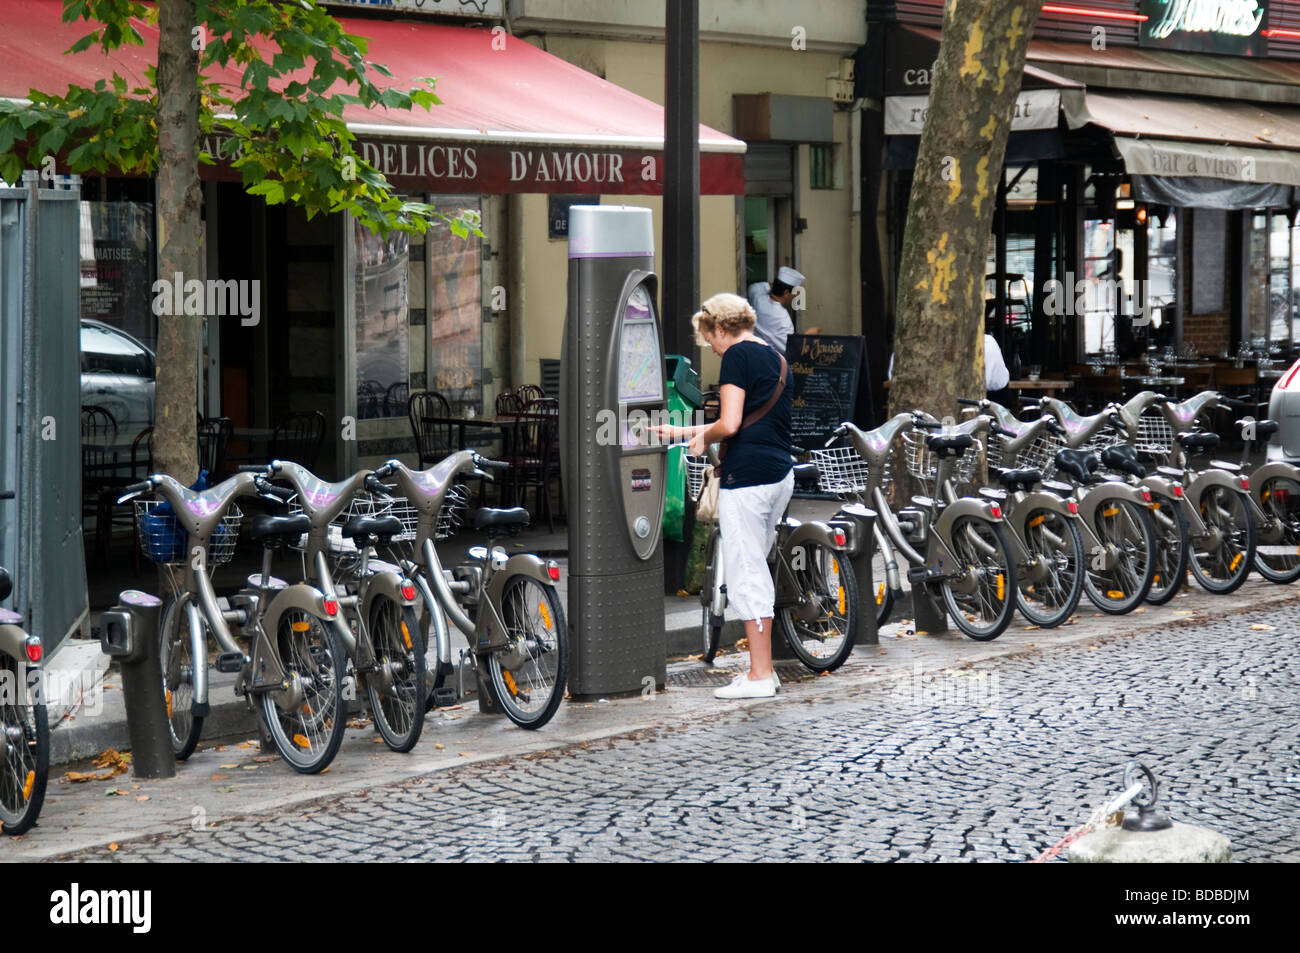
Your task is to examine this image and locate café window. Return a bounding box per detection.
[427,195,484,416]
[1247,210,1298,349]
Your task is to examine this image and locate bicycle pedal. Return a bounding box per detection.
[431,687,459,708]
[906,567,943,585]
[214,652,246,674]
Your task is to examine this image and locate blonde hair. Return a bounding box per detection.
[691,292,756,345]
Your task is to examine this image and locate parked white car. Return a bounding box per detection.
[1266,358,1300,462]
[80,319,155,449]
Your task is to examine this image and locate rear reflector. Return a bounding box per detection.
[989,505,1002,519]
[1173,484,1184,498]
[323,598,339,616]
[1140,490,1152,503]
[24,636,41,663]
[832,529,847,547]
[1067,501,1078,515]
[1240,476,1251,491]
[547,562,561,582]
[400,583,416,601]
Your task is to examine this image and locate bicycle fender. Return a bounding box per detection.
[786,519,852,552]
[1008,490,1078,539]
[1076,481,1152,527]
[0,624,27,663]
[250,583,334,690]
[479,554,555,651]
[1250,460,1300,489]
[360,568,419,621]
[931,496,1004,543]
[1185,469,1250,510]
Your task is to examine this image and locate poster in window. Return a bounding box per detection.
[78,201,155,351]
[354,222,410,420]
[427,196,483,414]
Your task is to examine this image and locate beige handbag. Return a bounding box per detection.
[694,466,721,522]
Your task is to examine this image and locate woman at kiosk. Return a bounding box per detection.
[653,292,794,699]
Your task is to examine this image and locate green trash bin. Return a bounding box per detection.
[663,354,703,544]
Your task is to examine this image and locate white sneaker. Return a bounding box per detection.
[714,672,777,699]
[771,670,781,692]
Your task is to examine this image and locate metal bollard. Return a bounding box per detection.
[830,504,879,646]
[100,590,175,780]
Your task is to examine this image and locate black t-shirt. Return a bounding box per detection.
[718,339,794,488]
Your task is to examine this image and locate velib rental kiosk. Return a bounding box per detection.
[560,206,667,699]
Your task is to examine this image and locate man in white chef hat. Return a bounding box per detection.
[746,266,816,356]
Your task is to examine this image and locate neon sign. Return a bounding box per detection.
[1138,1,1267,55]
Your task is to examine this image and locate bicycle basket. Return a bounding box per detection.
[902,430,981,485]
[808,445,872,496]
[1134,410,1174,460]
[685,454,711,503]
[135,499,242,567]
[988,429,1063,478]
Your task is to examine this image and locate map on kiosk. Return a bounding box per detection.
[617,285,664,404]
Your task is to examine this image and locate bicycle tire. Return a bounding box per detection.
[775,541,859,672]
[487,575,568,729]
[939,516,1017,641]
[1188,485,1256,594]
[0,653,48,835]
[417,589,453,713]
[1082,497,1156,614]
[1015,507,1084,628]
[159,595,203,761]
[1145,491,1190,605]
[365,598,426,753]
[700,528,723,664]
[258,609,348,774]
[1252,475,1300,584]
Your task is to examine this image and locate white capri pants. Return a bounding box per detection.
[717,470,795,625]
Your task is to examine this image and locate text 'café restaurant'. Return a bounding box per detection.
[865,0,1300,420]
[4,1,747,478]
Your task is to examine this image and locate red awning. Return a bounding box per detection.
[0,1,745,194]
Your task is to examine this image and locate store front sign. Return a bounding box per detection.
[322,0,503,19]
[884,90,1060,136]
[1115,137,1300,186]
[200,134,744,195]
[1139,1,1267,56]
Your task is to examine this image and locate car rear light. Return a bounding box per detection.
[989,505,1002,519]
[1173,484,1184,498]
[323,598,339,617]
[1278,359,1300,391]
[1066,501,1078,515]
[1140,489,1152,503]
[400,582,416,601]
[832,529,847,547]
[546,561,561,582]
[24,636,41,664]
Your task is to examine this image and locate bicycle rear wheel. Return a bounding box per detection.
[700,528,723,664]
[259,609,347,774]
[1253,475,1300,584]
[775,541,859,672]
[1145,491,1189,604]
[487,575,568,729]
[159,595,203,761]
[1015,508,1084,628]
[939,516,1017,641]
[1188,486,1256,594]
[365,598,425,753]
[0,653,47,835]
[1083,498,1156,613]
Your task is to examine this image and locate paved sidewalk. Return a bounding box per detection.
[7,571,1299,861]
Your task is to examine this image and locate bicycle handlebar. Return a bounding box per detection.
[0,491,13,501]
[956,397,983,407]
[476,456,509,471]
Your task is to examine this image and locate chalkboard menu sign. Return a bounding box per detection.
[786,334,866,449]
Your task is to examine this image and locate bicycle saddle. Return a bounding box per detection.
[927,432,973,454]
[1054,448,1100,484]
[1236,418,1279,440]
[792,462,820,487]
[475,506,530,531]
[995,467,1042,493]
[1163,391,1219,430]
[845,413,912,470]
[1100,445,1146,480]
[247,513,311,544]
[342,514,402,541]
[1177,431,1220,452]
[0,567,9,602]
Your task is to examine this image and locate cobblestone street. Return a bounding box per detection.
[50,601,1300,863]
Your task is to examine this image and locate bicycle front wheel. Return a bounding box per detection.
[487,576,568,729]
[159,595,203,761]
[939,516,1017,641]
[1253,475,1300,584]
[1188,486,1256,594]
[869,526,896,629]
[259,610,347,774]
[1015,508,1084,628]
[776,541,859,672]
[1083,498,1156,613]
[365,597,426,753]
[1145,491,1189,604]
[0,653,48,835]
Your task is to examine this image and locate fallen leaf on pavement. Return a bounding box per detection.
[676,589,690,597]
[434,743,444,750]
[241,765,259,770]
[216,786,236,794]
[1250,623,1275,631]
[136,795,150,802]
[108,843,119,852]
[459,752,470,757]
[211,774,229,781]
[877,649,887,655]
[219,764,240,769]
[104,788,126,796]
[347,718,370,729]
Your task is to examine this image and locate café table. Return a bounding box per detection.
[1008,378,1073,399]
